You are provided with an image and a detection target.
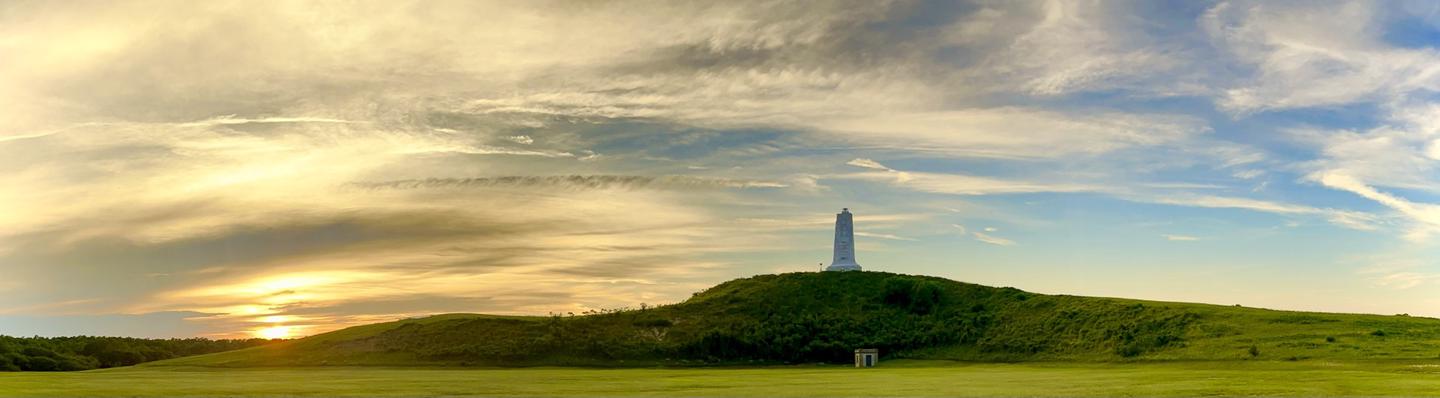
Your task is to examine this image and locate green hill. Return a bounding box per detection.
[155,272,1440,368]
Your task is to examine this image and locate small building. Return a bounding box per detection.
[854,348,879,367]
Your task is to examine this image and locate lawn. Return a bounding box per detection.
[4,360,1440,396]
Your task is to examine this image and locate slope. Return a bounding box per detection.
[154,272,1440,367]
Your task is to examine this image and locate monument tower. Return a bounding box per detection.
[825,208,862,272]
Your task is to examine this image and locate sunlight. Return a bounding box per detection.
[258,315,297,323]
[255,325,293,339]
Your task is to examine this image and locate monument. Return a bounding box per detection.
[825,208,862,272]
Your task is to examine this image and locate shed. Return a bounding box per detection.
[854,348,878,367]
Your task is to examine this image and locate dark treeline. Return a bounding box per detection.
[0,335,274,371]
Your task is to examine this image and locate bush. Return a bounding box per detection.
[1325,336,1336,343]
[1116,342,1143,358]
[1248,345,1260,357]
[1371,330,1387,337]
[909,281,944,314]
[882,278,915,307]
[23,356,57,371]
[21,347,56,358]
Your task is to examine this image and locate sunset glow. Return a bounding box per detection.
[255,326,294,340]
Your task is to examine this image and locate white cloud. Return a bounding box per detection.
[1122,193,1382,231]
[178,115,358,127]
[1232,169,1264,179]
[1368,272,1440,290]
[854,232,915,241]
[1356,257,1440,290]
[1204,1,1440,112]
[946,1,1206,97]
[845,158,892,171]
[1162,234,1200,241]
[972,232,1016,246]
[504,135,534,145]
[818,108,1208,159]
[839,169,1099,196]
[1312,172,1440,241]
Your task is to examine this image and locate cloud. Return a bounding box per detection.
[837,158,1381,233]
[1232,169,1264,179]
[845,158,892,171]
[1312,172,1440,240]
[355,175,790,191]
[959,0,1200,97]
[839,169,1100,196]
[817,108,1209,159]
[1162,234,1200,241]
[1136,194,1380,231]
[0,312,214,339]
[1357,258,1440,290]
[854,231,915,241]
[1367,272,1440,290]
[972,232,1016,246]
[177,115,359,127]
[1204,1,1440,112]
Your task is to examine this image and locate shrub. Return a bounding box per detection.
[1325,336,1336,343]
[1248,345,1260,357]
[1116,342,1143,358]
[882,278,915,307]
[908,281,944,314]
[1370,330,1387,337]
[23,356,57,371]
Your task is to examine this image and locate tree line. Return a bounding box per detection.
[0,335,274,371]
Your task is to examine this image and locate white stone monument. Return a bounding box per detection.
[825,208,862,272]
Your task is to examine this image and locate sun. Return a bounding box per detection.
[256,325,293,339]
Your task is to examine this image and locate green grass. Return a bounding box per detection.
[4,360,1440,396]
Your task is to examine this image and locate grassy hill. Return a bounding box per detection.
[156,272,1440,368]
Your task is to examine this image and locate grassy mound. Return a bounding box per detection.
[156,272,1440,367]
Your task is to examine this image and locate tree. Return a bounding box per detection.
[24,356,58,371]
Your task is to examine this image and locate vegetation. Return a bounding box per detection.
[0,336,273,371]
[6,360,1440,397]
[157,272,1440,368]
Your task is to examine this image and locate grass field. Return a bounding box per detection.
[4,360,1440,396]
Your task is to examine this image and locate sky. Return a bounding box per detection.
[4,0,1440,339]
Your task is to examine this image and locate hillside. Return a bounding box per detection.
[155,272,1440,368]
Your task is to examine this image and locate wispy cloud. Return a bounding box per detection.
[840,159,1101,195]
[972,232,1016,246]
[855,231,915,241]
[355,176,790,191]
[1204,2,1440,112]
[1162,234,1200,241]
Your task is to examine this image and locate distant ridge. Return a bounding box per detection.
[155,272,1440,368]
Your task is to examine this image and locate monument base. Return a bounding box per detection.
[825,263,862,272]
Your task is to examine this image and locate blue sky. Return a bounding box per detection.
[4,0,1440,338]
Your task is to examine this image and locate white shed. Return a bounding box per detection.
[854,348,878,367]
